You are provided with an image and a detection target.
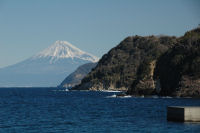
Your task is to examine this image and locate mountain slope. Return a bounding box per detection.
[73,35,177,91]
[154,28,200,97]
[0,41,98,87]
[34,40,98,63]
[59,62,97,88]
[73,27,200,97]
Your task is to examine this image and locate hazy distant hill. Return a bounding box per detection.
[73,28,200,97]
[59,62,97,88]
[0,41,98,87]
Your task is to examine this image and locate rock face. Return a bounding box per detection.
[73,28,200,97]
[73,35,177,92]
[59,63,97,88]
[154,28,200,97]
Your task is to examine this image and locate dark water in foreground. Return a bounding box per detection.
[0,88,200,133]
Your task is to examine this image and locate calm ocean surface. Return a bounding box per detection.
[0,87,199,133]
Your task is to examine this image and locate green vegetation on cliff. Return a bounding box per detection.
[74,35,177,91]
[154,28,200,97]
[73,28,200,97]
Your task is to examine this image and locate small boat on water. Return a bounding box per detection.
[101,90,122,93]
[106,94,117,98]
[116,93,132,98]
[106,93,132,98]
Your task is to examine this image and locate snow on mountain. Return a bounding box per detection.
[33,40,99,63]
[0,41,99,87]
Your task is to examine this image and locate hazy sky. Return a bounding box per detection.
[0,0,199,68]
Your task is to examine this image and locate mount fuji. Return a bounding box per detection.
[0,41,99,87]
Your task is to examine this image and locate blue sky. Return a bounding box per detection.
[0,0,199,68]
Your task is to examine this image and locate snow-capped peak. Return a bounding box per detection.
[34,40,99,63]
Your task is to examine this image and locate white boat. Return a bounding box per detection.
[119,95,132,98]
[106,94,117,98]
[101,90,122,93]
[106,93,132,98]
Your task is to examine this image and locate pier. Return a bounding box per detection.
[167,106,200,122]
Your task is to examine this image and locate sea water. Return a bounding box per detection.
[0,87,199,133]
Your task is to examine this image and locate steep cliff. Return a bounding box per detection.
[72,28,200,97]
[154,28,200,97]
[73,35,177,92]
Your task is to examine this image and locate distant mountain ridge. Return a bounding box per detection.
[0,41,99,87]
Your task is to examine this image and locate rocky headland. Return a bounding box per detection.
[72,28,200,98]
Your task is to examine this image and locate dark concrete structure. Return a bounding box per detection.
[167,106,200,122]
